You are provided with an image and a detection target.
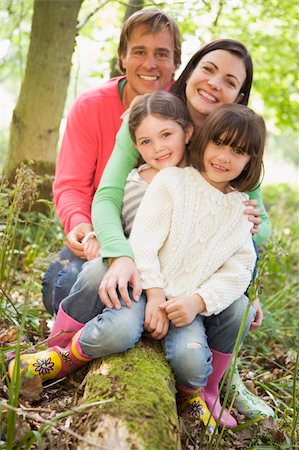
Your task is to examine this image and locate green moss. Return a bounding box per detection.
[79,339,180,450]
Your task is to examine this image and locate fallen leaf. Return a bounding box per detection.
[20,374,44,402]
[0,327,18,344]
[259,416,280,433]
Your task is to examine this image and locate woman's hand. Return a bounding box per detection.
[244,199,261,235]
[98,257,142,309]
[250,297,263,331]
[159,294,206,327]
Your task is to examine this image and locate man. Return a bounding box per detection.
[42,8,182,314]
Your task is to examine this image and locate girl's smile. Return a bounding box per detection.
[202,138,250,193]
[134,114,193,171]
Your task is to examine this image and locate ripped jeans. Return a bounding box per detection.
[162,295,255,389]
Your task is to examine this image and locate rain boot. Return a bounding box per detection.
[47,305,84,347]
[4,307,83,363]
[204,349,237,428]
[8,329,91,382]
[177,383,216,435]
[223,364,277,418]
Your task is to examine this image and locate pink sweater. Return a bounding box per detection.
[53,77,125,233]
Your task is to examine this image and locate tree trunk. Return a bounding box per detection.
[3,0,83,181]
[74,339,181,450]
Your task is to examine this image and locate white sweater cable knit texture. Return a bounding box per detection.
[129,166,256,316]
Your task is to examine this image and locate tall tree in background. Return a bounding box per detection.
[3,0,83,179]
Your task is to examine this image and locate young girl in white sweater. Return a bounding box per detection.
[127,93,265,430]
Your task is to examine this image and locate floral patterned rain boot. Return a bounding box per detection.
[177,384,216,435]
[223,364,277,418]
[5,307,84,363]
[8,330,91,382]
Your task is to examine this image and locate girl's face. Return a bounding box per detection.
[201,135,251,193]
[185,50,246,128]
[134,115,193,171]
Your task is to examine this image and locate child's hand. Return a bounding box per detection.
[250,297,263,331]
[160,294,206,327]
[145,289,169,340]
[82,236,100,261]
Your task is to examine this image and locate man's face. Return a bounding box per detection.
[121,24,176,104]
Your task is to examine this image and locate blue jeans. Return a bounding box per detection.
[79,294,146,358]
[53,257,146,358]
[60,257,106,323]
[163,295,255,389]
[42,247,85,315]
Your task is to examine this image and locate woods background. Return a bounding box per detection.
[0,0,298,183]
[0,1,298,450]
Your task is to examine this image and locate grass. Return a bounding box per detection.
[0,170,298,449]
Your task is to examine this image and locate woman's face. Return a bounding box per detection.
[185,50,246,127]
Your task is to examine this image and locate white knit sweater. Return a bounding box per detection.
[129,166,256,316]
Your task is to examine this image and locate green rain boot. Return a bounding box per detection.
[223,365,277,418]
[8,330,91,382]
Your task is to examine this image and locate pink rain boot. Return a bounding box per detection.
[8,329,91,382]
[47,305,84,347]
[5,307,83,363]
[204,349,237,428]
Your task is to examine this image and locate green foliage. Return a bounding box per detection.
[243,183,299,445]
[0,165,64,329]
[0,0,33,87]
[0,0,297,134]
[259,184,299,346]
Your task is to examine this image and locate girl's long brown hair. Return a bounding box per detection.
[188,104,266,192]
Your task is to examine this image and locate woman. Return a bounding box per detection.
[91,39,274,420]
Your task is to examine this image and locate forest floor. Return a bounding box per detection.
[0,311,296,449]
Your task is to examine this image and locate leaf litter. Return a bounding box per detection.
[0,322,296,449]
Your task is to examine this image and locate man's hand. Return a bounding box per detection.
[159,294,206,327]
[145,288,169,340]
[66,222,93,258]
[250,297,263,331]
[244,199,261,235]
[99,257,142,309]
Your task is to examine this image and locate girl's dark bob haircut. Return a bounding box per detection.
[188,103,266,192]
[171,38,253,106]
[128,91,192,143]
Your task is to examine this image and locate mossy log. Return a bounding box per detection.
[75,338,181,450]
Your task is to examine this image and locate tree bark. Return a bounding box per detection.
[3,0,83,181]
[74,339,181,450]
